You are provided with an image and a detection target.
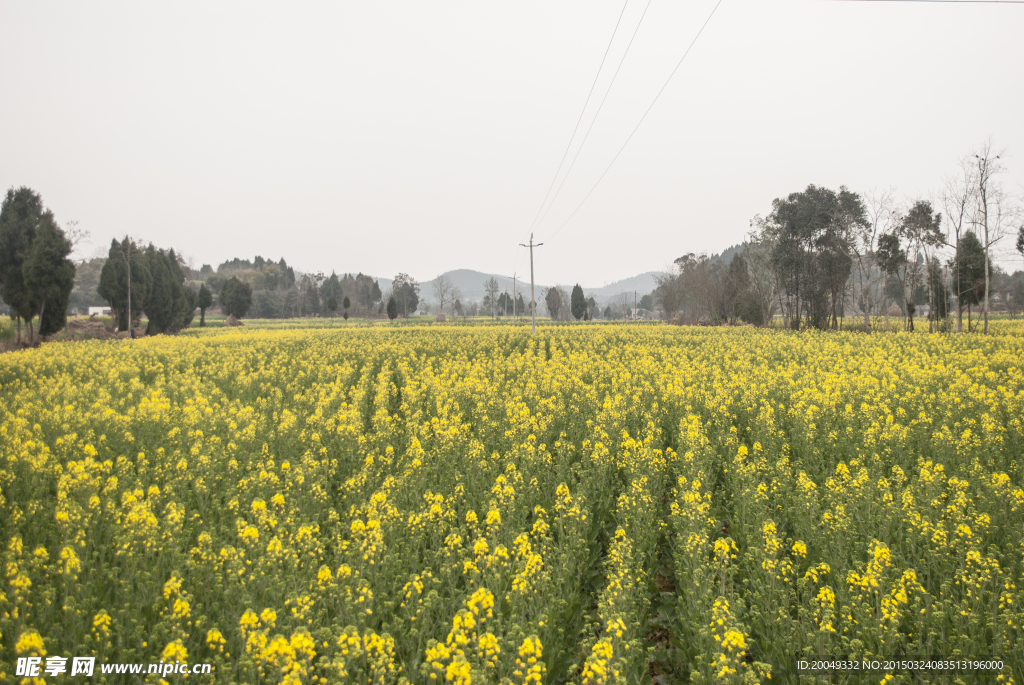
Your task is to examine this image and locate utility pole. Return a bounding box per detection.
[519,235,543,334]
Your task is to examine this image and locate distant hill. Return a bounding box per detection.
[418,269,664,305]
[423,269,548,302]
[582,271,662,300]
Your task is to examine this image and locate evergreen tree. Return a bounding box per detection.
[197,284,213,327]
[98,238,150,332]
[953,232,987,331]
[0,189,38,343]
[221,276,253,318]
[141,246,195,334]
[570,284,586,321]
[25,221,76,336]
[0,188,75,342]
[387,295,398,320]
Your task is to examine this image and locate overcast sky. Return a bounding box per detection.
[2,0,1022,287]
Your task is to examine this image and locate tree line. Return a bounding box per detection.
[655,141,1024,332]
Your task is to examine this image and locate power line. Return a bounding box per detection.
[829,1,1023,3]
[532,0,656,234]
[544,0,725,243]
[519,0,632,249]
[512,3,632,284]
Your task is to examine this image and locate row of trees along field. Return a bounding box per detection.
[194,256,403,320]
[0,187,245,342]
[656,143,1024,332]
[96,238,202,335]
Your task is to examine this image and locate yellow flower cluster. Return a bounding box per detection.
[1,322,1022,683]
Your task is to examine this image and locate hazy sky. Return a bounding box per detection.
[2,1,1022,287]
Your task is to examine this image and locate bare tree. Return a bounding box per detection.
[972,138,1011,334]
[743,232,778,327]
[64,220,92,261]
[483,277,500,319]
[942,158,977,333]
[432,274,460,316]
[860,189,898,331]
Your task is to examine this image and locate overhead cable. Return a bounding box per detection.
[532,0,656,234]
[544,0,724,243]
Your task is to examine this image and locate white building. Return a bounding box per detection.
[88,306,112,316]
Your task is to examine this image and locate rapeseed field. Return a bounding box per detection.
[1,323,1023,683]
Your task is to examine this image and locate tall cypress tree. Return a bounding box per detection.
[98,238,149,331]
[25,221,76,336]
[570,284,586,321]
[197,284,213,326]
[0,188,75,342]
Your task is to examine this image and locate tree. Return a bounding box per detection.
[544,287,565,321]
[387,295,398,320]
[432,275,460,315]
[0,188,39,344]
[197,283,213,326]
[972,139,1011,334]
[898,200,943,332]
[496,292,512,319]
[0,187,75,343]
[953,231,987,332]
[852,189,897,332]
[875,232,906,332]
[926,256,950,326]
[327,296,338,316]
[765,185,860,330]
[570,284,586,321]
[482,277,500,319]
[98,238,150,332]
[221,276,253,318]
[320,272,343,312]
[142,246,195,334]
[741,233,778,327]
[1009,280,1024,320]
[1017,225,1024,257]
[393,273,420,317]
[25,220,76,336]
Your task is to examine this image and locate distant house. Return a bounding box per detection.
[88,306,112,316]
